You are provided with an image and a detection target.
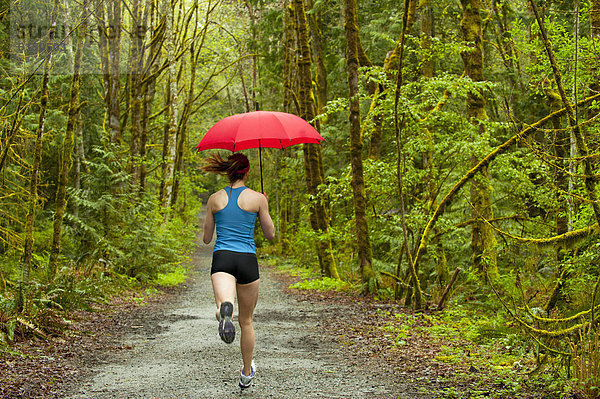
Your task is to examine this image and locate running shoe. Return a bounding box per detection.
[239,360,256,389]
[218,301,235,344]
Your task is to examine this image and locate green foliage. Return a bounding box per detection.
[155,265,190,287]
[289,277,352,292]
[379,305,567,397]
[2,1,600,396]
[571,328,600,398]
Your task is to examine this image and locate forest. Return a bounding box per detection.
[1,0,600,397]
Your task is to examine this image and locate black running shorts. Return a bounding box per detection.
[211,250,260,284]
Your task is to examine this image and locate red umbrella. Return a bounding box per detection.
[196,111,324,191]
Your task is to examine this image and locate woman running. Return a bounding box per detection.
[201,152,275,389]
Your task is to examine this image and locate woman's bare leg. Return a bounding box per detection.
[236,279,259,375]
[211,272,236,320]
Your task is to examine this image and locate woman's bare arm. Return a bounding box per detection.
[258,195,275,241]
[203,197,215,244]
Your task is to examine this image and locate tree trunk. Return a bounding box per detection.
[489,0,523,92]
[419,0,448,289]
[160,0,179,210]
[127,0,147,187]
[344,0,375,290]
[367,0,416,159]
[173,0,202,209]
[244,0,259,107]
[460,0,498,278]
[73,108,85,218]
[17,0,60,310]
[543,86,569,312]
[48,0,87,281]
[108,0,122,144]
[139,0,162,196]
[94,0,122,146]
[307,0,328,114]
[283,2,296,114]
[293,0,339,279]
[590,0,600,121]
[394,0,422,309]
[281,3,296,251]
[529,0,600,225]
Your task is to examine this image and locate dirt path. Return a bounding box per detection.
[61,239,422,399]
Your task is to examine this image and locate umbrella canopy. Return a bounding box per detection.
[196,111,324,152]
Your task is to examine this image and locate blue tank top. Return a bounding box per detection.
[213,186,258,254]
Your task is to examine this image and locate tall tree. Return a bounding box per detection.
[395,0,422,309]
[160,0,179,209]
[344,0,375,289]
[366,0,416,159]
[139,0,163,196]
[48,0,88,280]
[95,0,123,145]
[293,0,339,279]
[460,0,498,278]
[127,0,148,187]
[529,0,600,225]
[17,0,60,310]
[307,0,327,114]
[283,2,296,114]
[418,0,448,290]
[590,0,600,119]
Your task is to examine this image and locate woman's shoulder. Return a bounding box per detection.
[209,189,227,200]
[241,187,265,200]
[242,187,260,195]
[238,187,265,212]
[208,189,228,210]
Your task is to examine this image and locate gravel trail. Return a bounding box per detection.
[64,236,420,398]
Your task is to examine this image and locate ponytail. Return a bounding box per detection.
[202,152,250,184]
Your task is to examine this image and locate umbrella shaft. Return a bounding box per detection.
[259,140,264,193]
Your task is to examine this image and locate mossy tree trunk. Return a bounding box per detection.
[419,0,448,291]
[367,0,415,159]
[280,3,297,253]
[160,0,179,210]
[139,0,163,197]
[395,0,423,309]
[17,0,60,311]
[529,0,600,225]
[460,0,498,279]
[307,0,327,115]
[48,1,87,281]
[590,0,600,121]
[544,86,569,313]
[127,0,147,188]
[173,0,208,209]
[409,93,600,282]
[490,0,523,92]
[344,0,376,291]
[293,0,339,279]
[95,0,123,145]
[283,2,296,114]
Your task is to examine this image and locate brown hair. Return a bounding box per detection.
[202,152,250,184]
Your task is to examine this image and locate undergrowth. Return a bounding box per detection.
[289,276,353,291]
[0,205,200,347]
[155,264,192,287]
[379,304,571,398]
